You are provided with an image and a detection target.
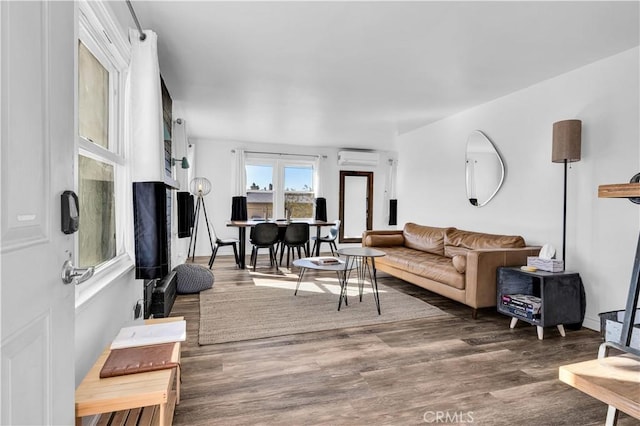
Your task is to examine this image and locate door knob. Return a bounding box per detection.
[61,259,94,285]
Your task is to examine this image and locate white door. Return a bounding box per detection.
[1,2,76,424]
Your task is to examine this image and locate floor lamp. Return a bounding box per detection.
[188,177,214,261]
[552,119,582,268]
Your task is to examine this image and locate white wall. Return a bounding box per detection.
[397,47,640,330]
[74,267,140,386]
[190,140,397,258]
[170,118,192,266]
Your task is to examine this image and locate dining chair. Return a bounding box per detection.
[208,225,240,269]
[279,222,310,267]
[275,225,287,256]
[249,222,280,271]
[311,219,340,256]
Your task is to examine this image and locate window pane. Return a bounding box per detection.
[246,164,273,191]
[246,164,274,219]
[284,166,314,218]
[78,41,109,149]
[78,155,115,268]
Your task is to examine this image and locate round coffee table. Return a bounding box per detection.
[292,257,355,311]
[337,247,386,315]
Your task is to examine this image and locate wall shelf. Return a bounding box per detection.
[598,182,640,199]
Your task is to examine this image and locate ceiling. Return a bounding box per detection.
[111,1,639,150]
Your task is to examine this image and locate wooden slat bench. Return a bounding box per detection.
[75,318,182,426]
[94,394,177,426]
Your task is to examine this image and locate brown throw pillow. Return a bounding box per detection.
[452,255,467,274]
[444,245,470,258]
[365,233,404,247]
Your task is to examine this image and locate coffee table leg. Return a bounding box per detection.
[295,267,306,295]
[357,257,366,301]
[338,260,352,311]
[370,257,381,315]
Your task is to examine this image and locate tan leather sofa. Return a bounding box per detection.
[362,223,540,317]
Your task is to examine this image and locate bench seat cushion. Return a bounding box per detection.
[376,246,465,290]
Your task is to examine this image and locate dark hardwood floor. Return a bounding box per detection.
[170,255,634,425]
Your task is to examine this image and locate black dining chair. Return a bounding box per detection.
[208,225,240,269]
[249,222,280,271]
[279,222,310,267]
[274,224,287,258]
[311,220,340,256]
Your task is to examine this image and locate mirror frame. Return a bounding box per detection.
[465,130,505,207]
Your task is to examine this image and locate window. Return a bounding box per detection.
[246,158,315,220]
[246,164,274,219]
[78,41,109,149]
[284,165,314,218]
[77,4,128,271]
[78,154,116,268]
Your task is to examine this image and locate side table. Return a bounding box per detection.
[497,267,585,339]
[337,247,386,315]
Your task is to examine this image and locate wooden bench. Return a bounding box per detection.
[559,353,640,424]
[75,317,183,426]
[95,402,174,426]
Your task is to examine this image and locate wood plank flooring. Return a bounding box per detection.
[170,255,636,425]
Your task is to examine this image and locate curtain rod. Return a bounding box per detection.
[232,149,327,159]
[125,0,147,41]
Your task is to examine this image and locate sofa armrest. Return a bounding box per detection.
[465,246,541,308]
[362,230,404,247]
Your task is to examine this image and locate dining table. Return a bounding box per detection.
[227,219,335,269]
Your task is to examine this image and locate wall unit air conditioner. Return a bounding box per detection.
[337,150,380,166]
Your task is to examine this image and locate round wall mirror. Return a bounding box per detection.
[465,130,505,207]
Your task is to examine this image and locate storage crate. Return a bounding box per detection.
[598,309,640,349]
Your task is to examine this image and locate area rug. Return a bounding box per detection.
[198,271,449,345]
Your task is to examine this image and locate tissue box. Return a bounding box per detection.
[527,256,564,272]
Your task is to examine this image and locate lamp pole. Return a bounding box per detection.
[562,159,568,264]
[552,119,581,271]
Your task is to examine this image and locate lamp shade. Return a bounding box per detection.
[190,177,211,196]
[552,119,582,163]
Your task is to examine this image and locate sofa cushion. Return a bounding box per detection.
[375,246,465,290]
[364,233,404,247]
[452,255,467,274]
[444,245,470,258]
[445,228,525,250]
[403,223,451,256]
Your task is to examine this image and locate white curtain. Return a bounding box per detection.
[232,148,246,196]
[127,28,163,183]
[313,156,322,197]
[389,158,397,199]
[385,158,397,224]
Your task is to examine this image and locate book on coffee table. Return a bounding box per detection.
[309,257,341,265]
[100,342,179,378]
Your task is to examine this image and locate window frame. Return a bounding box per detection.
[245,155,316,220]
[76,0,132,302]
